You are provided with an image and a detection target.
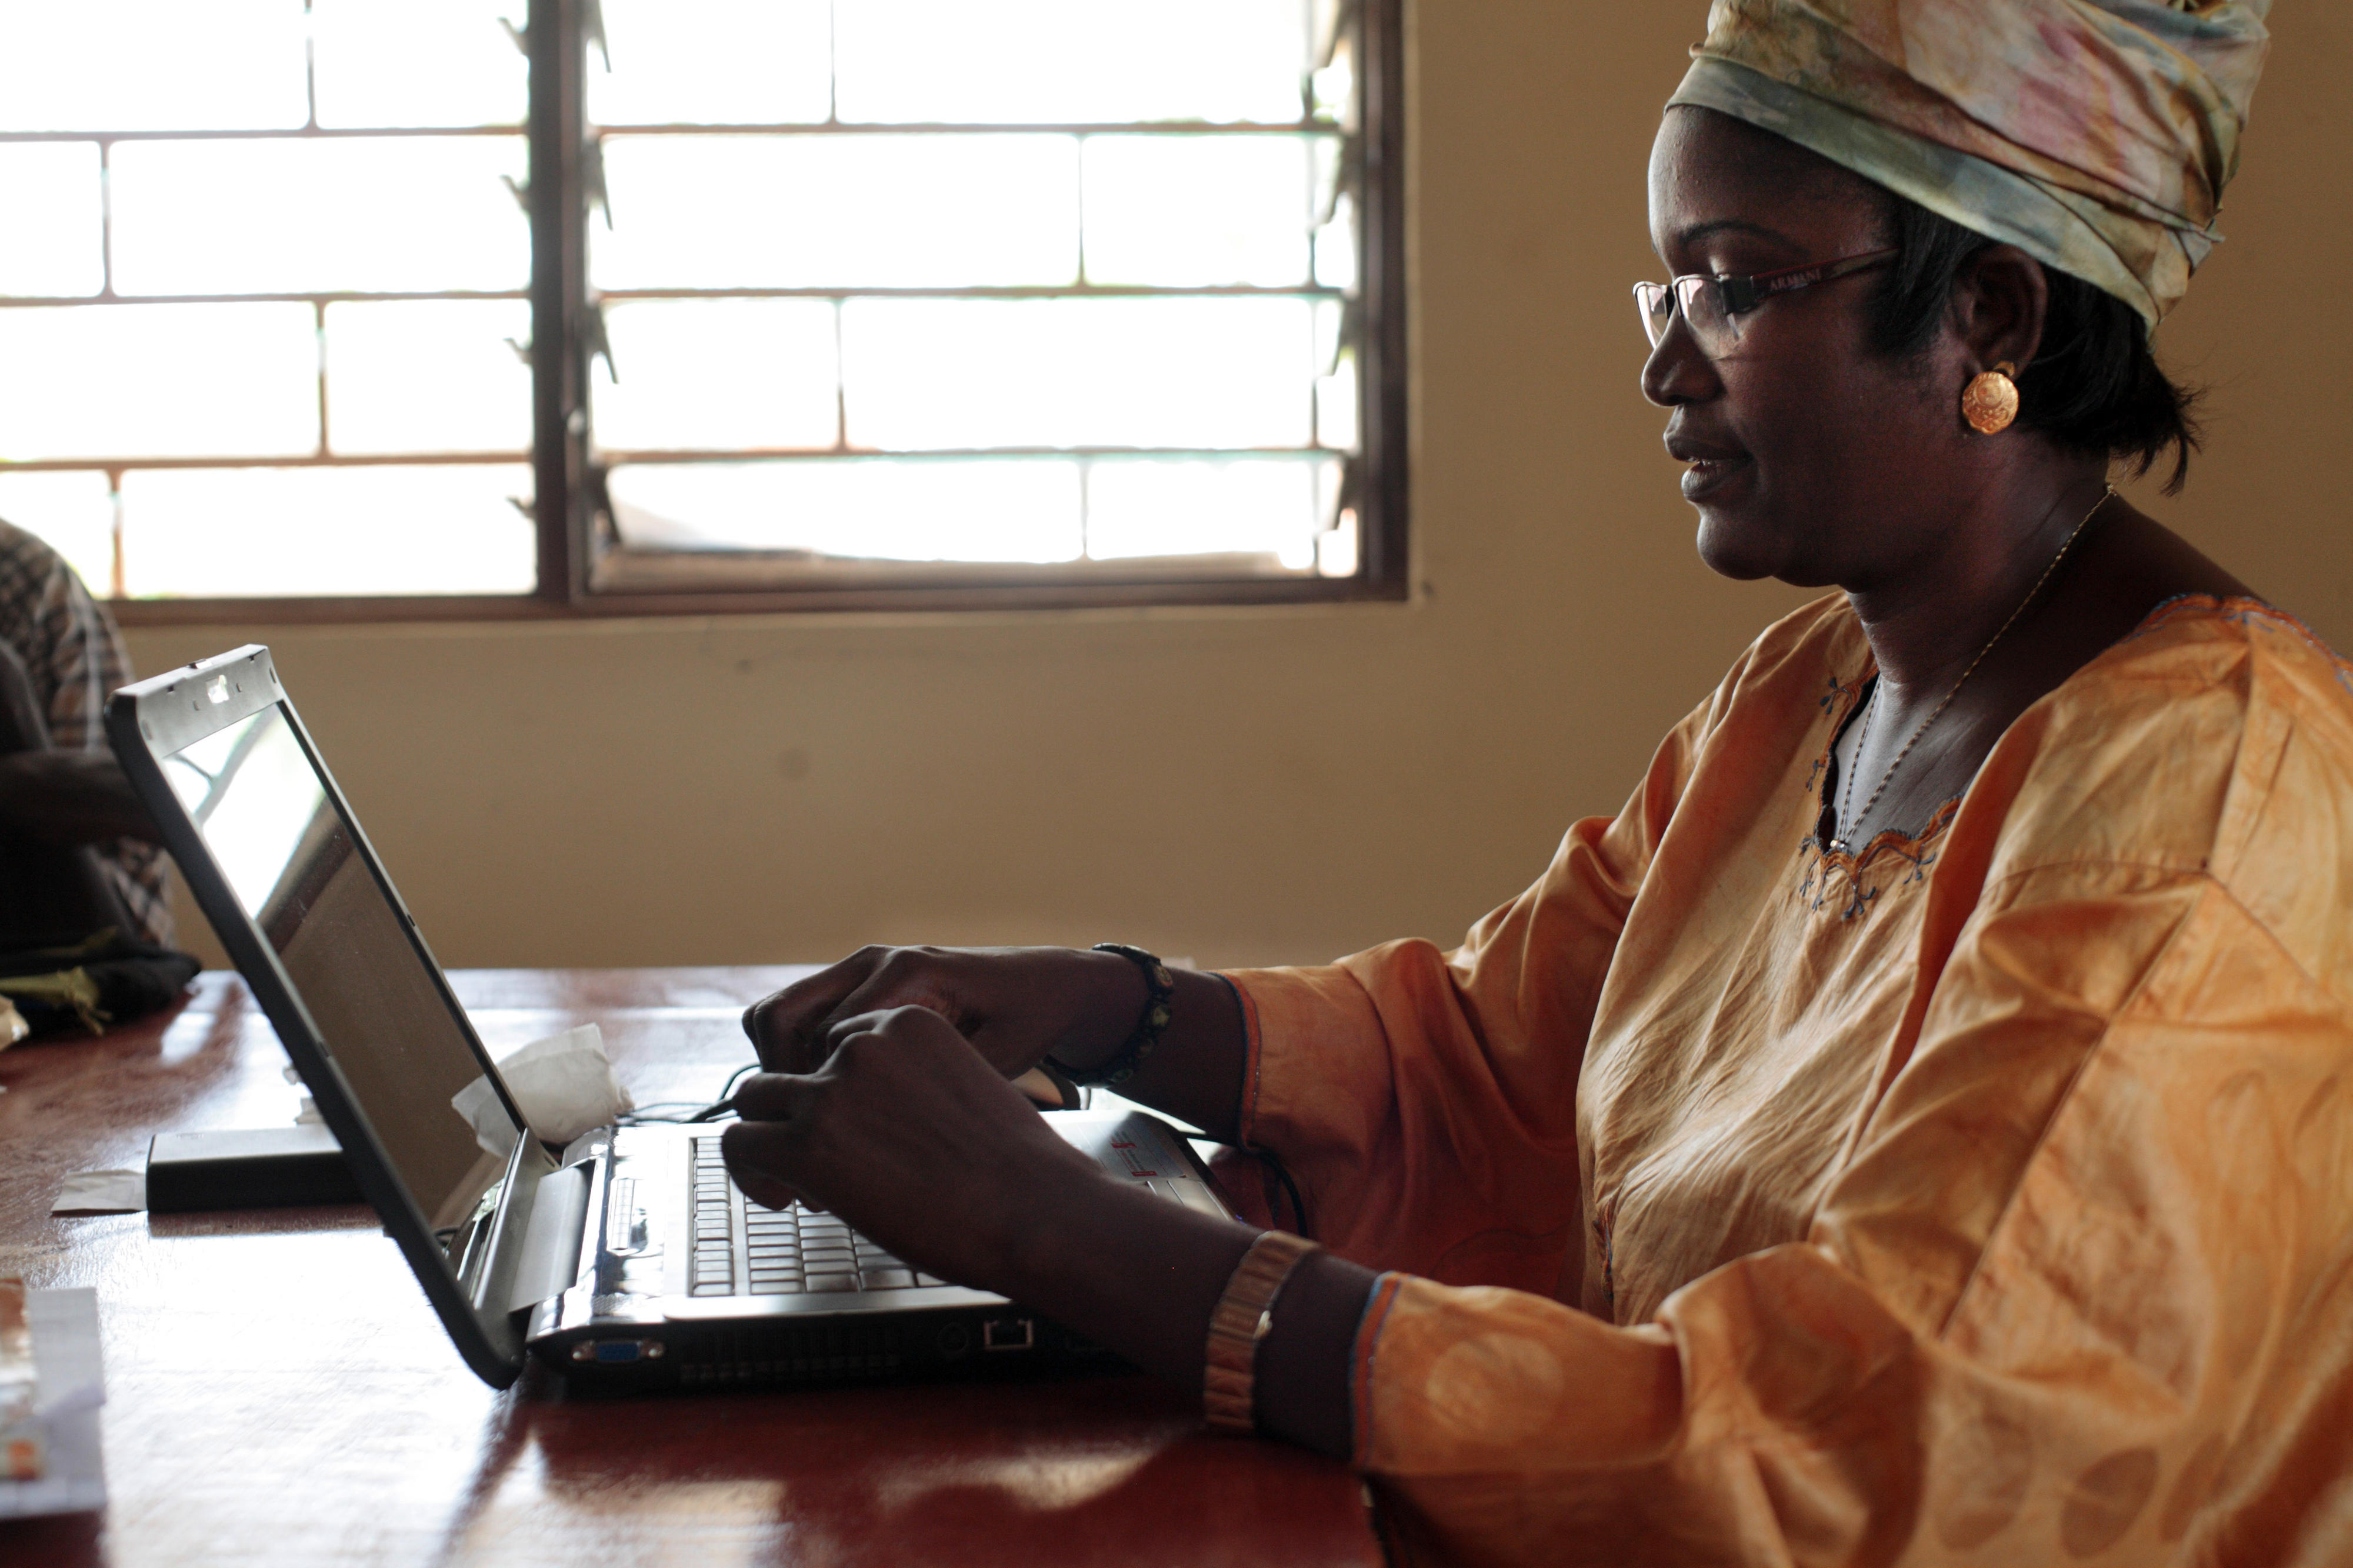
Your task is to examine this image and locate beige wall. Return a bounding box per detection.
[128,4,2352,975]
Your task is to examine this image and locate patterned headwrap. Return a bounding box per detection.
[1667,1,2271,328]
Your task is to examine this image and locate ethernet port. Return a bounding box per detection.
[982,1316,1035,1352]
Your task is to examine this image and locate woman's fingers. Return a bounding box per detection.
[716,1006,1098,1287]
[742,948,891,1071]
[721,1073,820,1209]
[728,1068,808,1124]
[744,946,983,1073]
[719,1118,807,1212]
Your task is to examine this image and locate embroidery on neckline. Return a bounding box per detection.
[1805,672,1862,793]
[1797,666,1956,917]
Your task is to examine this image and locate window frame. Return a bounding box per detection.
[96,0,1408,626]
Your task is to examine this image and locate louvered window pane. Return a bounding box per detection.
[0,1,309,133]
[594,135,1080,291]
[111,138,529,296]
[591,300,842,452]
[833,1,1305,124]
[0,144,104,298]
[325,301,535,455]
[1082,136,1318,288]
[0,303,320,461]
[839,296,1315,452]
[1084,458,1331,565]
[120,467,535,597]
[311,0,528,130]
[605,459,1082,563]
[592,0,832,127]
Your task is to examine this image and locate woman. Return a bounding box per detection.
[722,4,2351,1563]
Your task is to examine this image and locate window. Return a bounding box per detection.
[0,0,1404,619]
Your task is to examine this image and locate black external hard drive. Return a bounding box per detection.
[145,1124,364,1212]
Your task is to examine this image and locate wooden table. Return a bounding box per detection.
[0,969,1380,1567]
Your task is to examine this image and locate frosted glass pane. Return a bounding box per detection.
[1314,192,1358,291]
[1310,135,1346,227]
[1314,296,1345,372]
[1084,458,1319,565]
[120,466,535,596]
[313,0,528,129]
[0,144,104,296]
[591,300,839,452]
[1315,506,1358,576]
[835,1,1307,125]
[842,297,1314,451]
[0,472,116,593]
[1316,352,1358,451]
[606,459,1080,562]
[1084,136,1310,288]
[325,301,532,454]
[0,1,309,132]
[0,304,319,461]
[111,138,530,296]
[1312,33,1356,129]
[592,0,831,126]
[594,135,1077,289]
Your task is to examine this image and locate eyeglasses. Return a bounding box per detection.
[1634,247,1898,354]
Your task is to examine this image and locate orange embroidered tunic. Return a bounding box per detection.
[1225,595,2353,1566]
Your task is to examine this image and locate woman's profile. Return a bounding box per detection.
[718,4,2350,1563]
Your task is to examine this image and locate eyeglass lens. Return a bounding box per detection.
[1635,276,1734,352]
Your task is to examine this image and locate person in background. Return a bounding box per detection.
[716,4,2352,1564]
[0,516,171,950]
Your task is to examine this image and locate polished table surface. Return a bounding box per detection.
[0,968,1380,1567]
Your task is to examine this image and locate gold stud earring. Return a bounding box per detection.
[1961,361,2020,435]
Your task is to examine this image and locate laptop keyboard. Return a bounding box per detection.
[687,1135,948,1297]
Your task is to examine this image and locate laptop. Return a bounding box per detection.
[106,645,1237,1392]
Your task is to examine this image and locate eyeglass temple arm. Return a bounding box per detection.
[1734,248,1897,313]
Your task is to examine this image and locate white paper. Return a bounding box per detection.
[451,1023,634,1159]
[49,1170,146,1215]
[0,1287,106,1517]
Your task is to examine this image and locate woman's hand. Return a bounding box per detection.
[743,945,1145,1080]
[721,1004,1112,1294]
[723,1000,1370,1458]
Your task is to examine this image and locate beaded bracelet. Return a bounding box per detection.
[1058,943,1176,1087]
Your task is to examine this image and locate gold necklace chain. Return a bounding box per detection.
[1832,484,2116,853]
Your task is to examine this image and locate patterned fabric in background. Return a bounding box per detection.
[1669,0,2272,326]
[0,518,172,946]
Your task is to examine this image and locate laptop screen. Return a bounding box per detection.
[161,702,505,1233]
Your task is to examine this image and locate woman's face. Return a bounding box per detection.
[1644,108,1970,588]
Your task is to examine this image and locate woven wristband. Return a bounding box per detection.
[1060,943,1176,1087]
[1203,1230,1321,1433]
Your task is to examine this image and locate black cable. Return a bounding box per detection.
[614,1062,762,1126]
[684,1062,763,1121]
[1256,1147,1311,1239]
